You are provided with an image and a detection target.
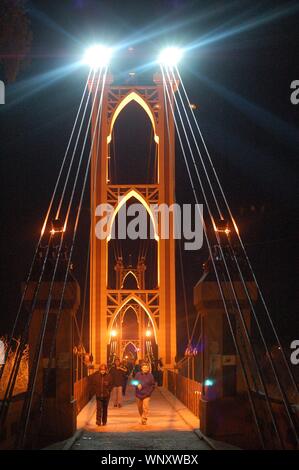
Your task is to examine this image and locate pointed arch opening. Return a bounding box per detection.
[107,191,159,289]
[122,341,138,362]
[122,271,140,289]
[107,190,159,242]
[121,306,139,340]
[107,93,159,185]
[107,92,159,144]
[109,295,158,344]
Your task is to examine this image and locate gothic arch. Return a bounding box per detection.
[123,341,138,352]
[107,91,159,144]
[109,294,158,343]
[106,189,159,242]
[121,271,140,289]
[121,303,139,323]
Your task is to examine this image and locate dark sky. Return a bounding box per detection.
[0,0,298,354]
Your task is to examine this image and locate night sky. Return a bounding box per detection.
[0,0,298,356]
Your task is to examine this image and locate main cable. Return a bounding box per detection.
[55,70,95,220]
[176,66,298,398]
[15,69,105,449]
[0,70,92,383]
[172,67,298,444]
[161,66,266,448]
[167,67,287,447]
[1,72,95,423]
[32,68,107,449]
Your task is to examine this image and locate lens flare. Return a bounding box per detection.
[83,45,113,69]
[204,378,215,387]
[158,47,183,67]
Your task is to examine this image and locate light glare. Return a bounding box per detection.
[83,45,112,69]
[158,47,183,67]
[204,378,214,387]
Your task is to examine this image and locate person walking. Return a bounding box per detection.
[157,357,164,386]
[94,364,113,426]
[132,358,142,377]
[110,358,126,407]
[134,361,155,425]
[121,360,130,397]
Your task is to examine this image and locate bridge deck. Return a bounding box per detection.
[74,386,211,450]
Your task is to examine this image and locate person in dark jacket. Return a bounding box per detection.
[134,362,155,425]
[132,359,142,377]
[157,357,164,386]
[110,358,127,407]
[94,364,113,426]
[121,360,130,397]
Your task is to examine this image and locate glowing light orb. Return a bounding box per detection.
[158,47,183,67]
[111,329,118,338]
[83,45,112,69]
[145,329,152,338]
[204,378,214,387]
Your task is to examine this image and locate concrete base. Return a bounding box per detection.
[199,395,260,449]
[32,398,77,448]
[24,280,80,449]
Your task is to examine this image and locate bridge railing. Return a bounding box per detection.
[165,369,202,418]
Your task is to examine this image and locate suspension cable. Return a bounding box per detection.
[162,77,191,347]
[55,70,95,220]
[14,69,105,449]
[31,69,108,449]
[166,67,288,448]
[0,71,92,383]
[176,67,299,398]
[80,236,90,348]
[0,232,53,425]
[171,67,298,444]
[161,67,266,448]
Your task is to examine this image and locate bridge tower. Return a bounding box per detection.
[89,74,178,367]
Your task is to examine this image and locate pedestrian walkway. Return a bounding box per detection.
[73,385,211,450]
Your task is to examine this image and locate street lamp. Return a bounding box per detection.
[111,329,118,338]
[50,218,65,235]
[83,45,113,70]
[145,329,152,338]
[158,47,183,67]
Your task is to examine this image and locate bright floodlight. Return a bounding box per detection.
[83,45,112,69]
[158,47,183,67]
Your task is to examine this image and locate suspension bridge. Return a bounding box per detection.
[0,51,298,450]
